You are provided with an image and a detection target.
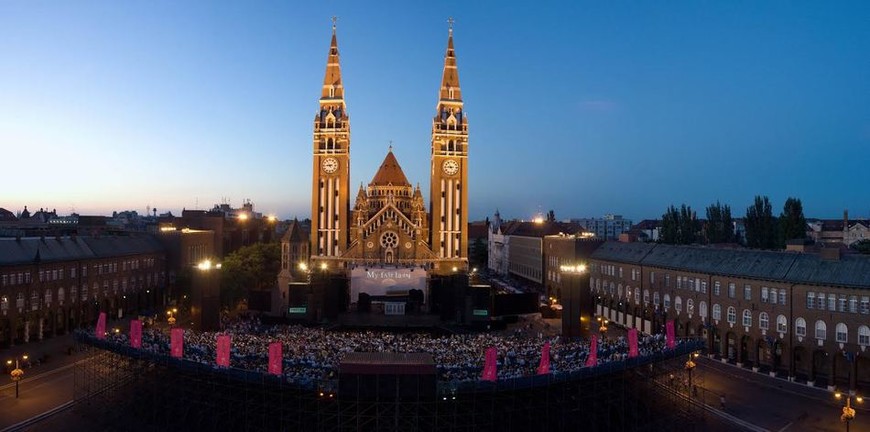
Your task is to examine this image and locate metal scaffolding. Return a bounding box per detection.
[74,333,707,432]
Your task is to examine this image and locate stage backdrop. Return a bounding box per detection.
[350,266,428,304]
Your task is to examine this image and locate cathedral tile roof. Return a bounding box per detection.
[370,149,411,187]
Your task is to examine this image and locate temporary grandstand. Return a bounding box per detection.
[73,331,707,432]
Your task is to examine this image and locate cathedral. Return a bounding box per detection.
[308,21,469,275]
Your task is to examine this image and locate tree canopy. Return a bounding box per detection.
[220,242,281,307]
[660,204,700,245]
[779,197,807,244]
[744,195,778,249]
[704,201,734,244]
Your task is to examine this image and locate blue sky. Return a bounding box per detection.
[2,1,869,222]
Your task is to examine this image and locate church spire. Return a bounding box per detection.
[322,17,344,101]
[439,17,461,102]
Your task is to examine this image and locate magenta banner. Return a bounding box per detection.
[170,328,184,359]
[666,320,676,349]
[130,319,142,349]
[537,341,551,375]
[481,347,498,381]
[628,328,639,358]
[95,312,107,340]
[585,335,598,367]
[268,342,282,376]
[216,334,231,367]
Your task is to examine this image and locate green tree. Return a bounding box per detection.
[660,204,700,245]
[851,239,870,254]
[220,242,281,308]
[744,195,777,249]
[470,237,489,269]
[660,205,680,244]
[779,197,807,244]
[705,201,735,244]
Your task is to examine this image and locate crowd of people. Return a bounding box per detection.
[98,315,682,387]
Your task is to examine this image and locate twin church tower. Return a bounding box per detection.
[309,21,469,274]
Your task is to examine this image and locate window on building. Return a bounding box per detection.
[776,315,787,334]
[618,267,623,278]
[650,272,655,284]
[818,293,826,310]
[687,298,694,315]
[654,292,660,306]
[635,289,641,304]
[728,283,736,299]
[742,309,752,327]
[30,291,39,311]
[713,281,720,296]
[828,295,836,311]
[700,301,707,318]
[665,274,670,287]
[664,294,671,309]
[759,312,769,330]
[778,290,786,306]
[675,296,682,313]
[836,323,848,343]
[838,295,847,313]
[859,325,870,347]
[643,290,650,304]
[743,284,752,301]
[761,287,769,303]
[712,304,721,321]
[0,296,7,313]
[861,296,870,315]
[727,307,737,324]
[701,280,707,294]
[58,287,65,304]
[807,292,815,309]
[44,289,52,306]
[677,276,682,290]
[16,292,24,309]
[796,318,806,337]
[815,320,827,340]
[849,296,858,313]
[70,286,77,302]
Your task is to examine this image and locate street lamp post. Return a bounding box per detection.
[685,352,699,397]
[835,391,863,432]
[597,316,608,338]
[7,354,28,398]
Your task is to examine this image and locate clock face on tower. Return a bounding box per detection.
[442,159,459,176]
[322,157,339,174]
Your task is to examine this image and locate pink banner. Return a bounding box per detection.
[537,341,551,375]
[171,328,184,359]
[666,320,676,349]
[95,312,107,340]
[628,328,639,358]
[585,335,598,367]
[481,347,498,381]
[130,320,142,349]
[268,342,283,376]
[216,334,231,367]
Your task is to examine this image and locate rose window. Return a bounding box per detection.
[380,231,398,248]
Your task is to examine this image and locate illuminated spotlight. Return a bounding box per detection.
[299,263,308,271]
[320,263,328,270]
[197,260,212,270]
[319,392,324,397]
[452,266,458,272]
[267,215,277,222]
[238,213,249,221]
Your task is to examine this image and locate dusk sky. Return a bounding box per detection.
[2,2,869,222]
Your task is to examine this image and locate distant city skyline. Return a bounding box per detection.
[2,2,869,222]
